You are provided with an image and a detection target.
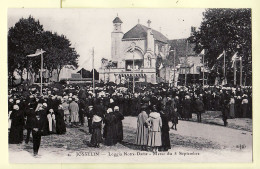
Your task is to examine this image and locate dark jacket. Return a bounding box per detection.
[194,99,204,112]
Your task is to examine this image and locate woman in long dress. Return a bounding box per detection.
[182,95,191,120]
[229,97,235,119]
[56,105,66,134]
[241,95,248,118]
[136,105,149,151]
[114,106,124,143]
[9,105,24,144]
[146,105,162,153]
[103,108,117,146]
[36,103,49,136]
[90,115,103,148]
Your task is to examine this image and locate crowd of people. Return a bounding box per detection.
[8,83,252,155]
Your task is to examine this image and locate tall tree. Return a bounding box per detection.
[8,16,44,84]
[189,8,252,85]
[8,16,79,85]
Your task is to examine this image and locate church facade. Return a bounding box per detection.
[99,16,170,84]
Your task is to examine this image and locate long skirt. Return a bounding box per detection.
[147,131,162,147]
[161,130,171,150]
[229,104,235,118]
[136,125,149,145]
[90,128,102,145]
[71,112,79,122]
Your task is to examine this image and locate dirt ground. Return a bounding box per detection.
[9,113,252,163]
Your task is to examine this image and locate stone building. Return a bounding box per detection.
[99,16,209,85]
[99,16,170,84]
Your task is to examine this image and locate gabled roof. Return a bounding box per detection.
[163,39,197,67]
[113,17,123,23]
[122,24,168,43]
[168,39,196,57]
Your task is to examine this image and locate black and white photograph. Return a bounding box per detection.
[7,8,252,163]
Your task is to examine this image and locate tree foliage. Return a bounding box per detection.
[8,16,79,85]
[189,8,252,85]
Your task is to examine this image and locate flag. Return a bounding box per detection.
[27,49,45,57]
[211,64,216,71]
[221,78,227,85]
[159,63,163,70]
[200,49,205,55]
[231,52,239,68]
[231,52,238,61]
[217,51,224,60]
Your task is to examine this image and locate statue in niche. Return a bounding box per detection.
[147,56,151,68]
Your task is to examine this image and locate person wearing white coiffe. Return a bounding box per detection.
[47,109,54,133]
[89,115,103,148]
[241,94,249,118]
[146,105,162,153]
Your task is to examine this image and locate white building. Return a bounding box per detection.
[99,16,170,84]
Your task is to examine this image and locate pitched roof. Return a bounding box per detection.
[163,39,197,67]
[113,17,123,23]
[168,39,196,57]
[122,24,168,43]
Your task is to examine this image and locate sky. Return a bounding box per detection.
[8,8,205,71]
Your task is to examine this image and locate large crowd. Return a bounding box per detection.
[8,83,252,155]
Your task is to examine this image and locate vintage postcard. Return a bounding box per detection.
[7,8,252,163]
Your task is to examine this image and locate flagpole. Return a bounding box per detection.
[40,49,43,96]
[92,47,95,94]
[223,50,226,84]
[173,49,176,87]
[234,60,236,86]
[202,53,205,87]
[240,57,242,86]
[185,40,188,86]
[132,46,135,94]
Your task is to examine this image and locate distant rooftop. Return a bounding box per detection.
[113,17,123,24]
[122,24,168,43]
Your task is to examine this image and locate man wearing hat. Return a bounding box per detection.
[194,96,204,123]
[32,112,44,156]
[78,98,86,126]
[25,103,36,144]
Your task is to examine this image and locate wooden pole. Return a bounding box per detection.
[173,49,176,87]
[185,40,188,86]
[133,50,135,93]
[223,50,226,85]
[240,57,242,86]
[92,48,95,94]
[40,49,43,96]
[234,60,236,86]
[202,54,205,87]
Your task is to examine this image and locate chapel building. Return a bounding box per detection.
[99,16,170,84]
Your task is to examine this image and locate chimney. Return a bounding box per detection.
[147,20,151,28]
